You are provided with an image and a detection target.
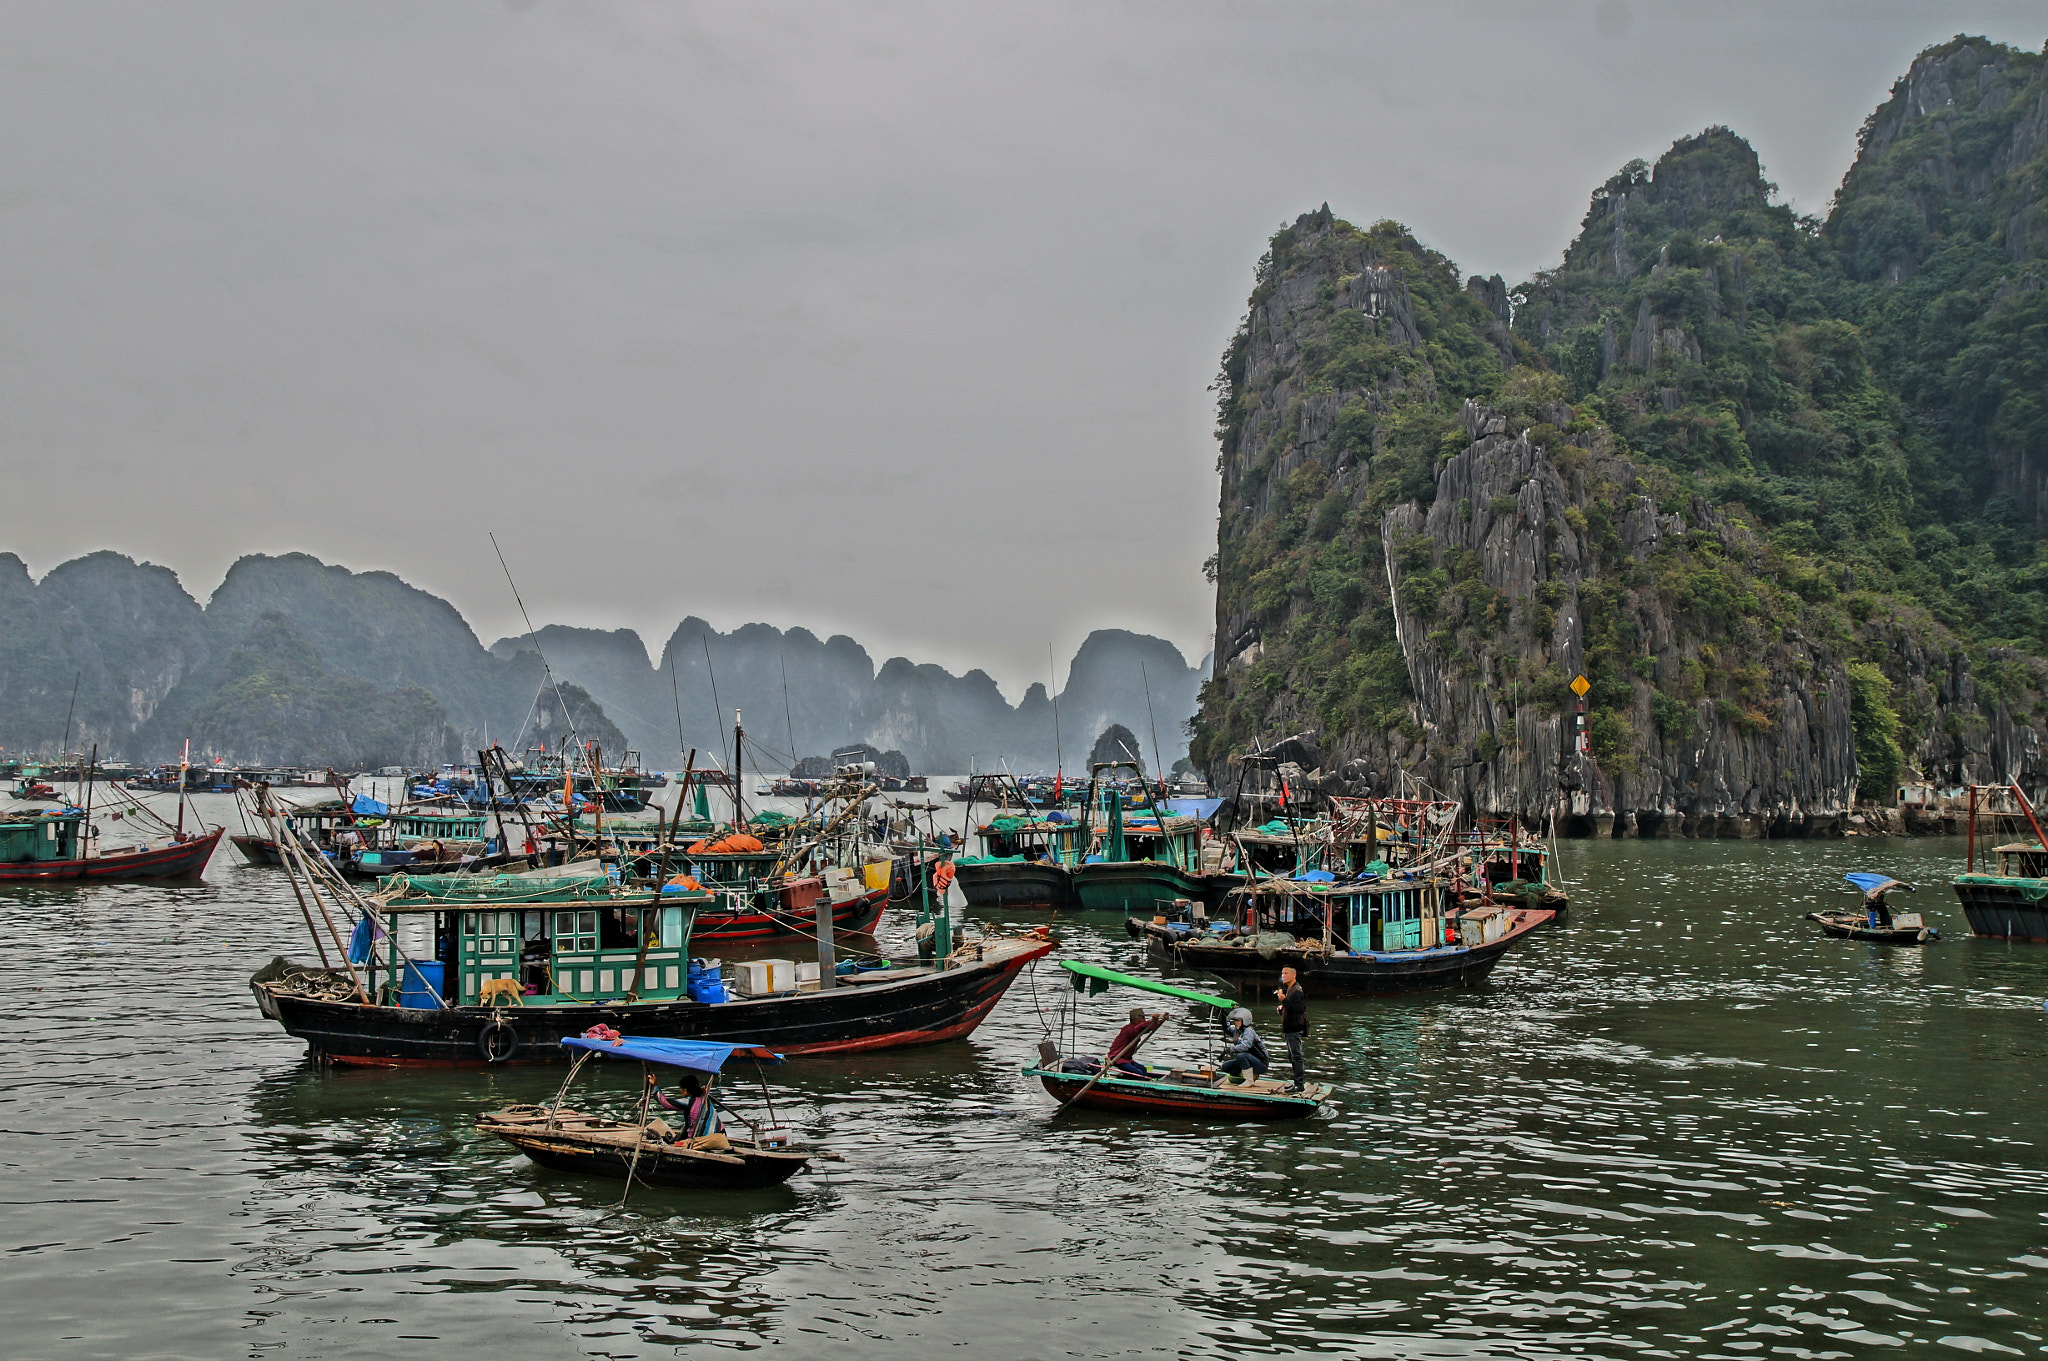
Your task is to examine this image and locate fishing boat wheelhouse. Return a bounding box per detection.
[1169,871,1551,997]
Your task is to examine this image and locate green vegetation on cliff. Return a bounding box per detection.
[1197,35,2048,817]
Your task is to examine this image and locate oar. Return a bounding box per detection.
[619,1064,656,1207]
[1051,1014,1167,1116]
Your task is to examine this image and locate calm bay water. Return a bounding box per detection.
[3,794,2046,1358]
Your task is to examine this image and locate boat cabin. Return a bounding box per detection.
[1988,842,2048,878]
[1230,875,1450,953]
[1467,841,1554,889]
[1234,819,1324,877]
[0,811,83,863]
[376,886,715,1007]
[973,815,1086,868]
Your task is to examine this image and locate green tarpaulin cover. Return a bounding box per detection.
[1059,960,1234,1009]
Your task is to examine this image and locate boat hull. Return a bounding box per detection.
[0,827,221,882]
[1173,909,1554,997]
[477,1114,809,1189]
[955,860,1077,911]
[1806,911,1935,944]
[252,936,1054,1066]
[229,833,283,866]
[1070,861,1234,915]
[1024,1066,1323,1119]
[1951,877,2048,942]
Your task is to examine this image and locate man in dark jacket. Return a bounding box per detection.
[1273,966,1307,1092]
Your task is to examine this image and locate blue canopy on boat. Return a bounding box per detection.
[352,793,390,816]
[559,1035,783,1071]
[1844,872,1908,896]
[1166,798,1225,822]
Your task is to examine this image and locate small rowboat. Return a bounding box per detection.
[1025,1062,1328,1119]
[1807,872,1938,944]
[476,1034,825,1193]
[1023,960,1330,1120]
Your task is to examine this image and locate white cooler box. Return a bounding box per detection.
[732,958,798,997]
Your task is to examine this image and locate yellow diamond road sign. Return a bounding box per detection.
[1570,674,1591,698]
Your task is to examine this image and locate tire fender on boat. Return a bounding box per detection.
[477,1016,520,1063]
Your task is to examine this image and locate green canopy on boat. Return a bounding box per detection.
[1059,960,1234,1009]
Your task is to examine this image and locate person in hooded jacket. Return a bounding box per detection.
[1215,1007,1271,1085]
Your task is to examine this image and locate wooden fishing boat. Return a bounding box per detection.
[1951,784,2048,942]
[0,809,221,882]
[1171,876,1552,997]
[1806,911,1936,944]
[1066,762,1236,914]
[1022,961,1328,1118]
[477,1035,820,1191]
[1807,872,1936,943]
[254,932,1053,1065]
[953,782,1084,910]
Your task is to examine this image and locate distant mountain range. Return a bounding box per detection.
[0,550,1207,773]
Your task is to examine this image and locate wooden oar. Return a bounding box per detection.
[1051,1014,1167,1116]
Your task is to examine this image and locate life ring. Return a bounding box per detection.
[477,1017,520,1063]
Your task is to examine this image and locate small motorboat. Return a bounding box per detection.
[1807,872,1938,943]
[1021,960,1329,1119]
[476,1033,825,1193]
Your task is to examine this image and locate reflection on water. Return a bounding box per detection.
[3,802,2046,1358]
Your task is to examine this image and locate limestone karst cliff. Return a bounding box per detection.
[1195,36,2048,833]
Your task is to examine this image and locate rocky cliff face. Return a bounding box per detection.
[1196,38,2048,833]
[0,551,210,756]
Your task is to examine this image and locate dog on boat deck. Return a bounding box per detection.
[477,977,525,1007]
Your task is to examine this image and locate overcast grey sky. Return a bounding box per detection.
[2,2,2041,696]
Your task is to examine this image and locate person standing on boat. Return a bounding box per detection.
[1216,1007,1270,1085]
[1105,1007,1165,1076]
[1274,967,1307,1092]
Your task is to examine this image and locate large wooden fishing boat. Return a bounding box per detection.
[253,932,1052,1065]
[1022,962,1328,1118]
[1067,763,1236,914]
[0,808,221,882]
[477,1035,821,1191]
[1169,876,1551,997]
[1951,783,2048,941]
[953,776,1085,910]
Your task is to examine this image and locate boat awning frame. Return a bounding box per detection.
[559,1036,784,1071]
[1060,960,1235,1009]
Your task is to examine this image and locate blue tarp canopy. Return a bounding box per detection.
[559,1035,783,1071]
[352,793,390,816]
[1844,872,1909,896]
[1165,798,1225,822]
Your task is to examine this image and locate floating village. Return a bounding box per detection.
[4,713,2044,1195]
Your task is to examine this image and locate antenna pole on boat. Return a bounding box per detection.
[58,670,80,778]
[1141,660,1167,805]
[1048,643,1063,793]
[1967,785,1978,872]
[177,738,189,836]
[733,711,746,824]
[780,656,798,775]
[81,743,97,858]
[668,641,688,768]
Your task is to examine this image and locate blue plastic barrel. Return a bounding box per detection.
[686,959,728,1004]
[399,961,446,1009]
